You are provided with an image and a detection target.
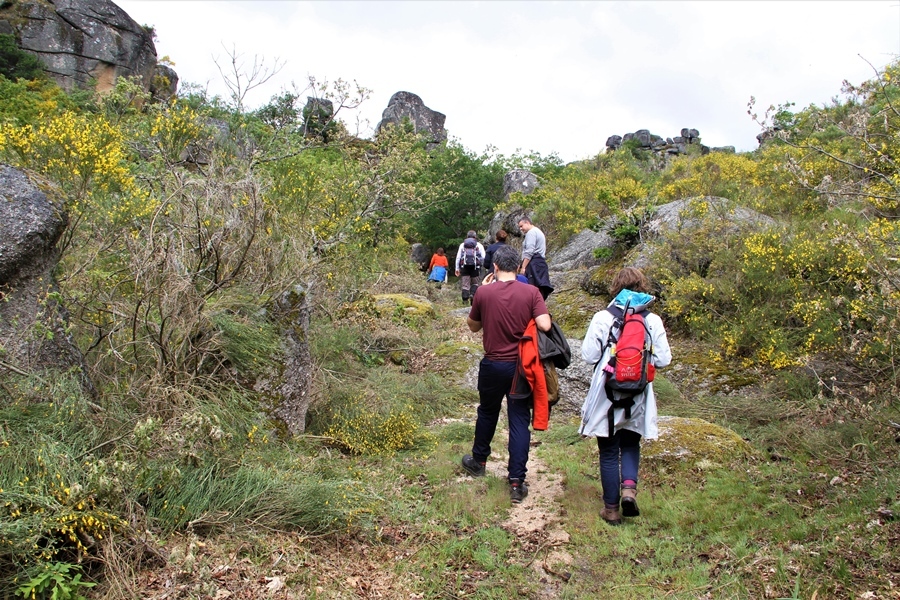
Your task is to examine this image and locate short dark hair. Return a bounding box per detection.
[466,230,477,239]
[517,216,533,225]
[495,229,508,242]
[492,244,519,273]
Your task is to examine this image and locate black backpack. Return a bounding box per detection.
[459,238,482,269]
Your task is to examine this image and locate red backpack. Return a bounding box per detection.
[604,302,655,393]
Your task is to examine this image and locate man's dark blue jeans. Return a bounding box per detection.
[471,358,532,482]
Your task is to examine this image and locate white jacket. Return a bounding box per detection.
[579,292,671,439]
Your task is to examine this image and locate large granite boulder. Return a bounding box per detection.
[376,91,447,148]
[0,164,94,395]
[0,0,158,93]
[410,242,431,272]
[503,169,540,199]
[301,96,335,140]
[645,196,776,237]
[547,229,613,272]
[628,196,776,272]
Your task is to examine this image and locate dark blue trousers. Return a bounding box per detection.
[597,428,641,506]
[471,358,532,482]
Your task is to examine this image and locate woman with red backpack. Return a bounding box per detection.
[579,267,672,526]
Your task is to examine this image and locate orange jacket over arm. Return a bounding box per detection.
[517,319,549,430]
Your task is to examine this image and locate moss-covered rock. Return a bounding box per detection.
[644,416,757,469]
[373,293,436,320]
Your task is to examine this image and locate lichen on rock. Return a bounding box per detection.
[644,415,757,469]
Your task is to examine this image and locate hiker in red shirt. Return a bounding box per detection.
[460,244,550,504]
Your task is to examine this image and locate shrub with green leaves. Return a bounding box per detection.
[0,34,45,81]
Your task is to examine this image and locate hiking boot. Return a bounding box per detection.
[600,503,622,526]
[621,486,640,517]
[461,454,486,477]
[509,479,529,504]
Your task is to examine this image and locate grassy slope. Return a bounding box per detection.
[109,284,898,600]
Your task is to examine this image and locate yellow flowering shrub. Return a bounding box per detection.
[0,110,141,222]
[658,152,759,202]
[324,402,422,455]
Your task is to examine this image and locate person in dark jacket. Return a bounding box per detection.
[482,229,508,282]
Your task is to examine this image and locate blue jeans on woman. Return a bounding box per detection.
[471,358,532,482]
[597,428,641,506]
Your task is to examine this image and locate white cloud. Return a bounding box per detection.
[118,0,899,162]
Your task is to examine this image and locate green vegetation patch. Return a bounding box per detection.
[373,293,436,321]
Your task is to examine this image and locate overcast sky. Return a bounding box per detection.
[116,1,900,163]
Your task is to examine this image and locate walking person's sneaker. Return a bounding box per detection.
[600,503,622,526]
[509,479,529,504]
[621,486,640,517]
[461,454,486,477]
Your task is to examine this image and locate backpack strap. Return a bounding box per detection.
[602,391,637,438]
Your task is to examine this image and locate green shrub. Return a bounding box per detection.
[0,34,45,81]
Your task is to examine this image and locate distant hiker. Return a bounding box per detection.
[579,267,671,526]
[427,247,449,284]
[461,244,551,504]
[454,230,485,304]
[482,229,508,281]
[517,216,554,300]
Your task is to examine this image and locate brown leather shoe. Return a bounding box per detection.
[600,503,622,526]
[621,486,640,517]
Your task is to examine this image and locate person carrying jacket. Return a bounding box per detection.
[579,267,671,526]
[461,244,551,504]
[517,216,554,300]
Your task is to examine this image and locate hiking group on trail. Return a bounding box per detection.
[441,219,553,305]
[452,225,671,523]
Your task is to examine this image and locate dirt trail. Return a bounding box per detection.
[448,297,576,594]
[455,352,575,595]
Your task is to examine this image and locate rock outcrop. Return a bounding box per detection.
[606,127,712,157]
[0,0,159,93]
[410,243,431,272]
[301,96,335,140]
[376,92,447,149]
[0,164,95,396]
[149,63,178,102]
[502,169,540,199]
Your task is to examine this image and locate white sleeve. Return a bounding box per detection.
[454,244,463,269]
[581,310,613,365]
[647,313,672,368]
